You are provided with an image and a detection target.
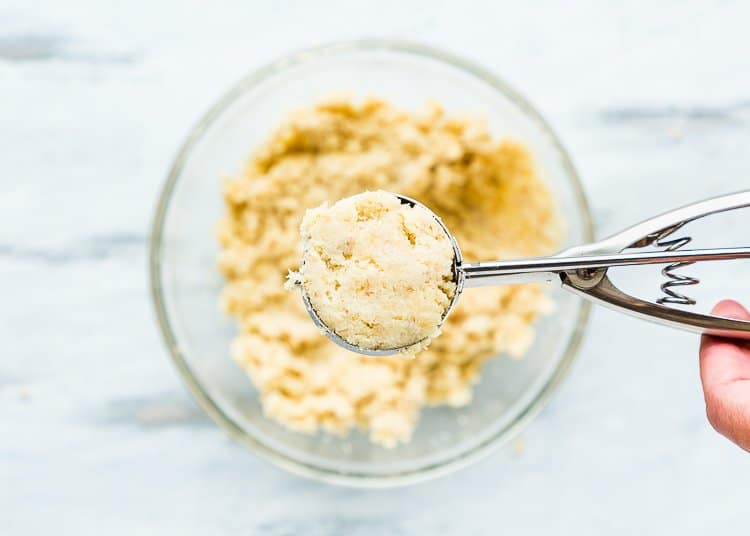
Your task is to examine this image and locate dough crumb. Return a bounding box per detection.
[292,190,456,354]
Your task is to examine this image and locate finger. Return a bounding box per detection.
[699,300,750,387]
[699,300,750,450]
[703,381,750,452]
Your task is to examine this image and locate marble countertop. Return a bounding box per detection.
[2,1,749,533]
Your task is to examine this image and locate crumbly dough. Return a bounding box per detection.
[218,97,561,448]
[292,191,456,354]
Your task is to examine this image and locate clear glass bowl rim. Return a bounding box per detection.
[149,39,594,488]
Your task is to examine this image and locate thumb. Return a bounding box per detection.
[699,300,750,451]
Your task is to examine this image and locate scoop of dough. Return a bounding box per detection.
[293,190,457,354]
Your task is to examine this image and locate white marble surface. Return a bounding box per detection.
[2,1,750,533]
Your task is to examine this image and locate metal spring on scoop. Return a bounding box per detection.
[654,223,699,305]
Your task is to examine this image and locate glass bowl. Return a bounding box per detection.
[150,40,593,487]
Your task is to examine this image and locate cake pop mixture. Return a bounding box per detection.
[218,97,561,447]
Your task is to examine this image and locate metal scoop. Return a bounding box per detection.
[299,191,750,356]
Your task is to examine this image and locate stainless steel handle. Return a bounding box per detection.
[561,189,750,339]
[462,247,750,287]
[461,190,750,339]
[594,189,750,253]
[563,276,750,340]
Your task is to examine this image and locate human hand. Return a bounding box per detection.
[699,300,750,452]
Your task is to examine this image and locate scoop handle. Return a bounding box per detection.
[563,275,750,340]
[461,247,750,287]
[560,189,750,339]
[463,190,750,339]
